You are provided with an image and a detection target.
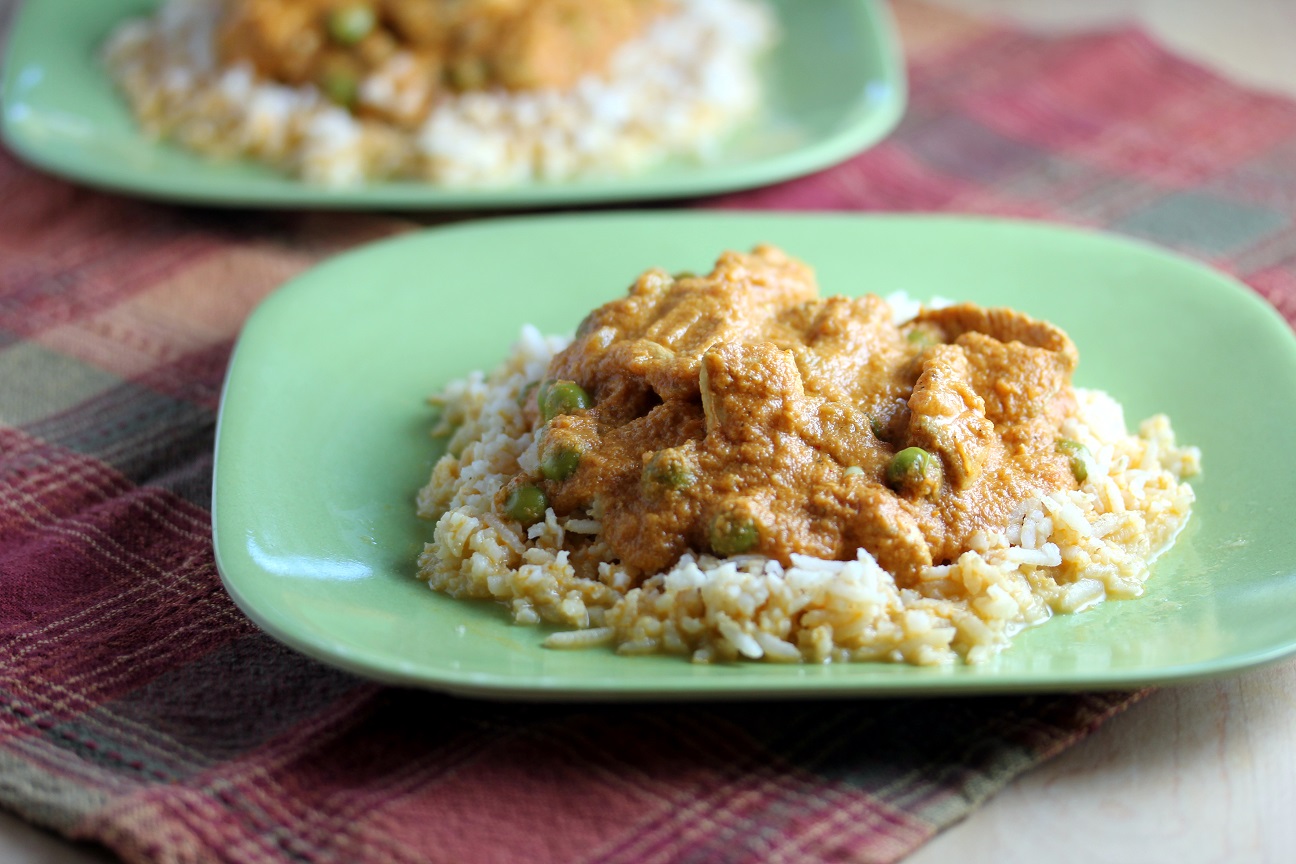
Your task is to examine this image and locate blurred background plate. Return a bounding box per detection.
[1,0,905,208]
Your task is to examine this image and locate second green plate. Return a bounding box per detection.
[1,0,905,208]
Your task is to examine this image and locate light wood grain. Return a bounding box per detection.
[908,663,1296,864]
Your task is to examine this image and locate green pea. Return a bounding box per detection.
[643,450,695,490]
[517,380,539,409]
[504,485,548,526]
[1057,439,1090,483]
[448,57,488,91]
[886,446,940,495]
[327,5,376,45]
[1056,439,1085,456]
[709,510,759,557]
[869,415,886,439]
[540,379,591,423]
[318,66,359,107]
[540,445,581,481]
[844,465,865,477]
[906,325,941,348]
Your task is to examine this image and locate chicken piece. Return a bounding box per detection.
[699,342,806,443]
[906,345,997,490]
[548,246,818,404]
[491,0,648,90]
[220,0,327,84]
[381,0,450,48]
[792,293,908,404]
[915,303,1078,373]
[844,485,933,584]
[955,331,1072,424]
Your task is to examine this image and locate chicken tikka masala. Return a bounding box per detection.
[105,0,773,186]
[507,246,1082,584]
[219,0,660,123]
[416,245,1199,665]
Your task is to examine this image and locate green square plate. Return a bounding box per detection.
[212,212,1296,699]
[1,0,904,208]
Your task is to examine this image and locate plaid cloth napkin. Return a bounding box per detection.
[3,4,1296,863]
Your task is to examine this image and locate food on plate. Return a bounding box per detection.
[103,0,775,186]
[415,246,1200,665]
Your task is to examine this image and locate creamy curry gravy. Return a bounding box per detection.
[219,0,658,124]
[507,245,1082,583]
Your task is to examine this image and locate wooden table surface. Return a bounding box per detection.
[1,1,1294,862]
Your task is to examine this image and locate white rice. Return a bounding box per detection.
[415,306,1202,666]
[103,0,776,186]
